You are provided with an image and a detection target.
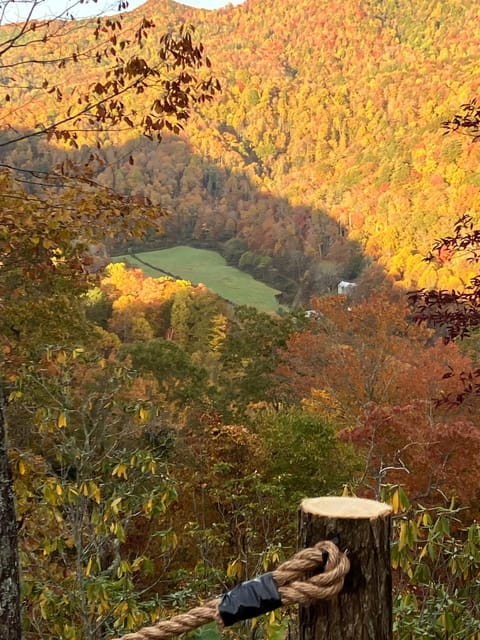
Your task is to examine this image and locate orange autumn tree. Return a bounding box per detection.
[344,400,480,512]
[275,292,480,509]
[97,263,189,341]
[276,294,471,421]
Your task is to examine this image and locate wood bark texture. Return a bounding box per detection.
[298,496,392,640]
[0,389,22,640]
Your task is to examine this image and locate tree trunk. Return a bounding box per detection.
[298,496,392,640]
[0,388,22,639]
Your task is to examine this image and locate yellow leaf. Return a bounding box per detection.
[226,559,242,579]
[85,557,93,577]
[422,512,432,527]
[111,497,122,514]
[112,463,128,479]
[90,481,101,504]
[391,489,400,514]
[18,460,26,476]
[398,521,408,551]
[114,601,128,616]
[57,412,67,428]
[143,498,153,517]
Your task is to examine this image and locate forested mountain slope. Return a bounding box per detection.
[2,0,480,296]
[3,4,480,636]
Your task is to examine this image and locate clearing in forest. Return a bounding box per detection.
[112,246,283,313]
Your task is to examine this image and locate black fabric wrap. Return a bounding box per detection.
[218,572,282,626]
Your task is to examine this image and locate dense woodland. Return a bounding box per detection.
[1,0,480,638]
[4,0,480,297]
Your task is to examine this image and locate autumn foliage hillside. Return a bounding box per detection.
[3,1,480,637]
[3,0,480,297]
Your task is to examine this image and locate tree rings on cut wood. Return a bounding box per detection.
[298,496,393,640]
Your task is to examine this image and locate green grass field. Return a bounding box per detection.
[112,246,283,313]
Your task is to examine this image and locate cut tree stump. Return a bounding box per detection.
[298,496,393,640]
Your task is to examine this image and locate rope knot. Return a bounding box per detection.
[274,540,350,606]
[112,541,349,640]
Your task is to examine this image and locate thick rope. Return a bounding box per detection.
[111,540,350,640]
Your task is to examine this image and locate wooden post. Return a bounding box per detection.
[298,496,392,640]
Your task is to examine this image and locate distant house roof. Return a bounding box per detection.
[337,281,357,295]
